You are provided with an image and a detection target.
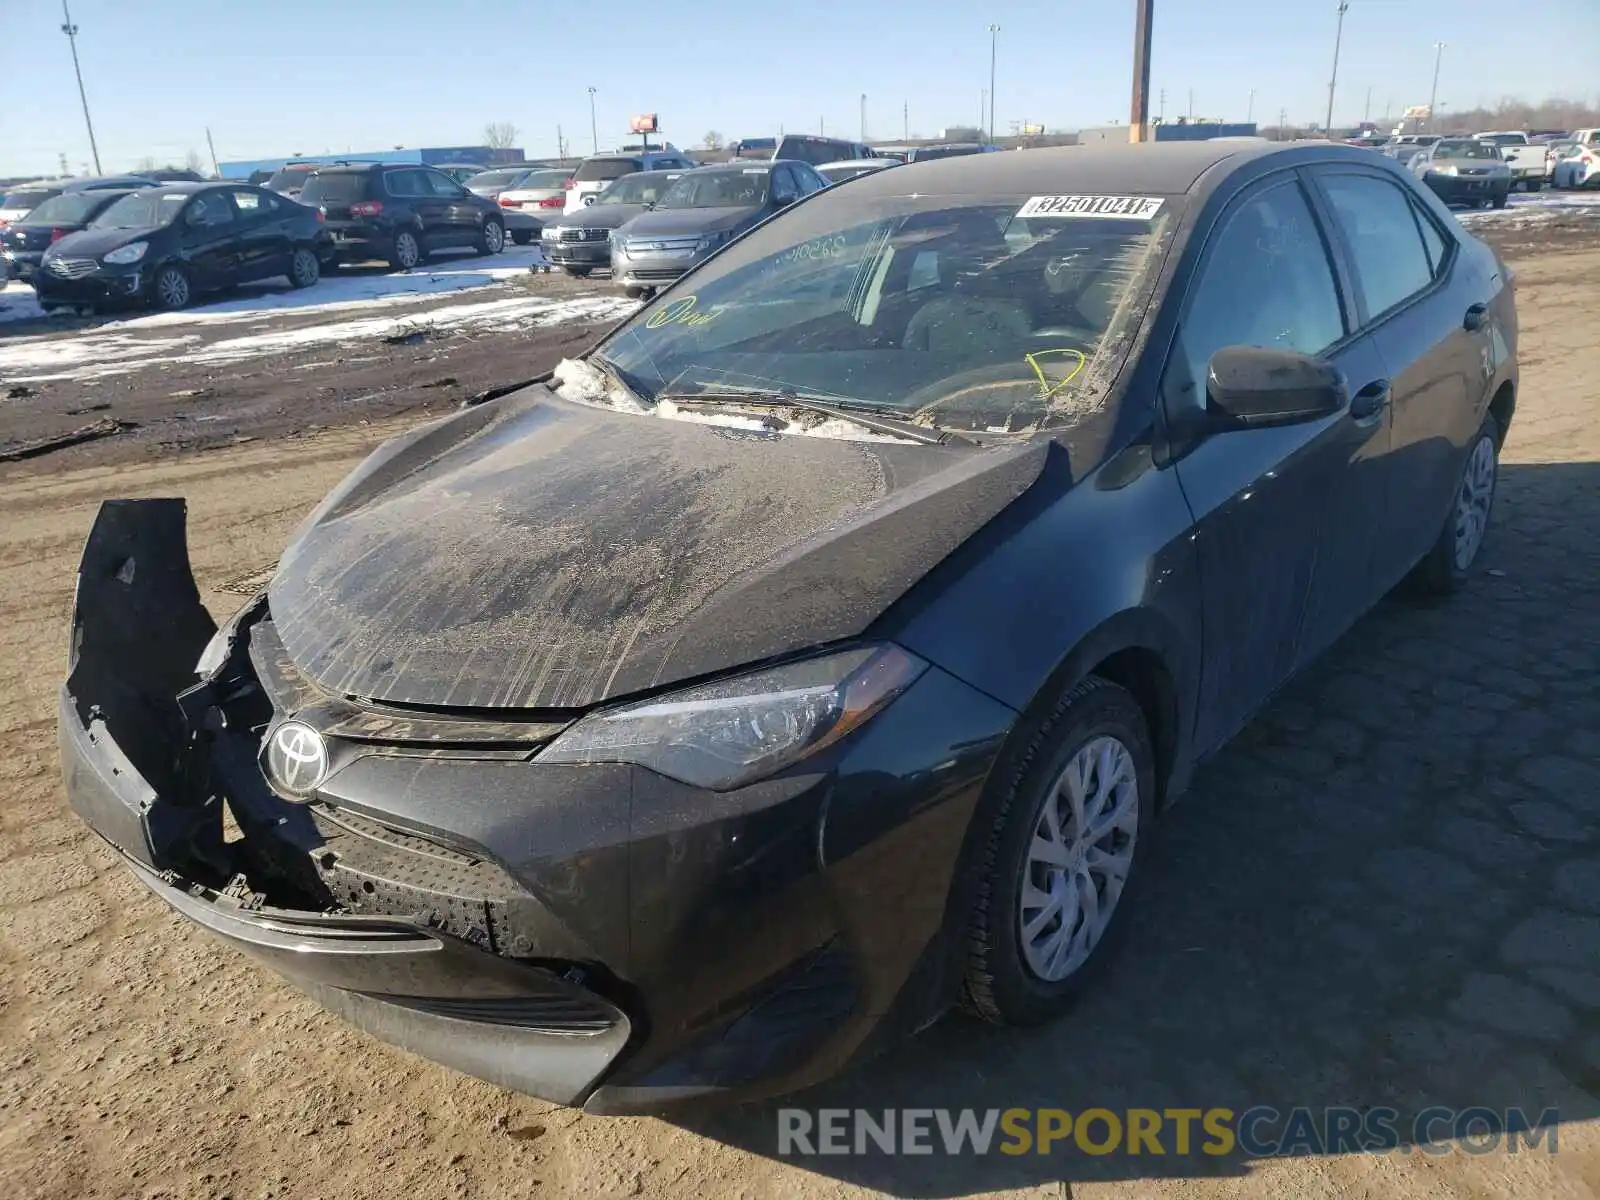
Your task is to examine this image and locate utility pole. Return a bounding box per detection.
[987,24,1001,143]
[1247,88,1256,123]
[556,124,565,158]
[205,127,220,177]
[1158,88,1166,123]
[1363,86,1372,124]
[860,93,867,142]
[59,0,101,174]
[1427,42,1446,131]
[1279,107,1289,139]
[903,100,909,140]
[1187,88,1194,121]
[587,87,598,154]
[1130,0,1154,141]
[1324,1,1350,136]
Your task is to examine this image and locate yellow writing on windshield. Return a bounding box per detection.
[1025,348,1088,400]
[645,295,718,329]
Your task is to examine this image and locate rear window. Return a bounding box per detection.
[775,137,855,165]
[467,168,530,189]
[298,173,370,203]
[574,158,642,183]
[20,192,116,225]
[266,165,318,191]
[1,188,57,212]
[516,168,572,189]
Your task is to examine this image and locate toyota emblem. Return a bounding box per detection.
[263,720,328,800]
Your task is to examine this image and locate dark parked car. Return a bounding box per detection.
[35,183,326,312]
[60,142,1516,1115]
[0,174,158,227]
[1409,138,1513,208]
[610,159,827,296]
[539,169,682,276]
[148,169,208,183]
[0,188,136,283]
[297,163,507,270]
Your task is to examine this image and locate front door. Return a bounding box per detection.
[1162,172,1391,755]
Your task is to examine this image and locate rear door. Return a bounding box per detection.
[224,187,288,281]
[1308,167,1485,591]
[1162,171,1391,752]
[386,169,445,247]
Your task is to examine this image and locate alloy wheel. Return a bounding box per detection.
[157,268,189,309]
[484,222,504,253]
[291,249,318,287]
[1452,435,1497,570]
[395,232,419,269]
[1018,735,1140,983]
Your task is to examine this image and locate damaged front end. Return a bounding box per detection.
[58,499,632,1106]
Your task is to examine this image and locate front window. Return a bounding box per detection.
[656,170,771,209]
[91,191,188,228]
[595,190,1177,434]
[1436,141,1498,160]
[595,172,676,206]
[574,158,642,183]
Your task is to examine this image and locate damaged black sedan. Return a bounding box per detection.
[60,141,1517,1113]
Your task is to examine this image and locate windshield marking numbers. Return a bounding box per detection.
[1025,348,1088,399]
[644,295,718,330]
[1016,195,1164,221]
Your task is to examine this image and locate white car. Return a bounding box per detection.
[493,168,577,243]
[1552,129,1600,188]
[815,158,900,185]
[563,149,696,213]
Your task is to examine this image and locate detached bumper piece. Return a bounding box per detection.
[57,499,631,1107]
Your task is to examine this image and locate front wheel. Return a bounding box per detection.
[288,246,320,289]
[477,219,505,256]
[961,676,1156,1026]
[623,285,648,299]
[153,264,192,310]
[1409,415,1500,595]
[564,267,591,278]
[1524,179,1542,193]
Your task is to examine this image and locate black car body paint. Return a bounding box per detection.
[58,142,1518,1112]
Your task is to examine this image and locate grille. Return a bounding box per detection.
[559,227,610,242]
[627,267,690,282]
[372,992,618,1034]
[47,257,97,279]
[627,235,698,253]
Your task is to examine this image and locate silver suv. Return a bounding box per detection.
[564,148,697,213]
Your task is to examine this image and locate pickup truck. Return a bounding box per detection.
[1474,131,1546,191]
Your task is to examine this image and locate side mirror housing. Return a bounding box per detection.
[1206,346,1347,429]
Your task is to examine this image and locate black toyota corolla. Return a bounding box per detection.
[59,142,1516,1113]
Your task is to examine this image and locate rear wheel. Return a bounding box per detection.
[1524,179,1542,192]
[1410,415,1500,596]
[564,267,592,278]
[153,264,192,310]
[1492,190,1509,209]
[961,677,1156,1026]
[624,285,647,299]
[389,228,422,271]
[288,246,320,289]
[511,229,533,246]
[477,218,505,256]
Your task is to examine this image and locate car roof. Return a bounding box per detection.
[830,140,1373,202]
[817,158,900,169]
[137,182,223,196]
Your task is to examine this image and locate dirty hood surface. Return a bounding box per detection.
[268,389,1047,711]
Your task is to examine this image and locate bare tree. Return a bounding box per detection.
[702,130,725,150]
[483,122,520,149]
[184,148,205,174]
[134,156,156,172]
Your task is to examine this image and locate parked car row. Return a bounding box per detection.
[1363,127,1600,205]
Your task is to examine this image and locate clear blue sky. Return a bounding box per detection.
[2,0,1596,175]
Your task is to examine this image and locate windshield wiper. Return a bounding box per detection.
[659,389,967,445]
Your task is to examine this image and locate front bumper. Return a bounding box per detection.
[1422,173,1509,203]
[57,499,1016,1112]
[33,262,145,304]
[612,249,705,289]
[543,238,613,268]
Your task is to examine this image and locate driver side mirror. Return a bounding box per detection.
[1206,346,1347,429]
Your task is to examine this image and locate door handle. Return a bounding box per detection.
[1463,302,1489,332]
[1349,379,1391,421]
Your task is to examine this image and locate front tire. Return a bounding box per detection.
[1410,415,1500,596]
[153,264,192,310]
[389,228,422,271]
[623,285,647,299]
[1524,179,1542,193]
[288,246,320,289]
[477,218,505,256]
[961,676,1156,1026]
[564,266,592,278]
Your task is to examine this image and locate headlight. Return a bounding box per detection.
[536,644,926,790]
[102,241,148,264]
[541,226,561,240]
[696,231,732,253]
[1430,164,1458,176]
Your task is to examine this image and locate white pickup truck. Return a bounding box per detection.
[1474,131,1546,191]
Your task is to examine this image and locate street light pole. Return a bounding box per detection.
[59,0,101,174]
[1427,42,1446,131]
[860,93,867,142]
[1325,0,1350,136]
[587,87,598,154]
[987,24,1000,143]
[1247,88,1256,123]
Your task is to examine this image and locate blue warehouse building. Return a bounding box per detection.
[217,146,525,181]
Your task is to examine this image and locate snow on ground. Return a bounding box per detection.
[0,292,636,383]
[0,244,551,328]
[1456,188,1600,227]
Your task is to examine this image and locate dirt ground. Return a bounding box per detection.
[2,239,1599,1200]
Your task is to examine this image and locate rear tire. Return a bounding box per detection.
[564,267,592,278]
[152,264,192,310]
[1524,179,1542,193]
[960,676,1156,1026]
[624,285,647,299]
[288,246,320,289]
[1409,414,1500,596]
[511,230,533,246]
[477,218,505,256]
[1492,191,1509,209]
[389,228,422,271]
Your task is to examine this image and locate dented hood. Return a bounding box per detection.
[267,389,1047,711]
